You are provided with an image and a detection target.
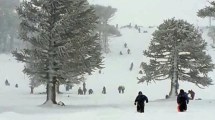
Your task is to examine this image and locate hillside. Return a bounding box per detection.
[0,25,215,120]
[1,25,215,99]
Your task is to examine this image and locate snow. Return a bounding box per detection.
[1,1,215,120]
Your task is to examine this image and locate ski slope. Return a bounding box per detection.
[0,25,215,120]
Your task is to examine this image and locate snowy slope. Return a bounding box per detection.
[0,26,215,120]
[1,0,215,119]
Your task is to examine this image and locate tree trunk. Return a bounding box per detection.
[169,49,179,97]
[9,36,14,51]
[56,83,61,94]
[30,86,34,94]
[103,21,109,53]
[44,80,57,105]
[209,17,212,27]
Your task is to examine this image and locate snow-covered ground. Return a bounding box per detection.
[0,26,215,120]
[1,0,215,120]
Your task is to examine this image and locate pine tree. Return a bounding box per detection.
[92,5,120,53]
[138,18,214,98]
[0,0,20,53]
[197,1,215,27]
[208,26,215,45]
[13,0,102,105]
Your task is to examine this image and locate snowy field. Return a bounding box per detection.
[0,26,215,120]
[1,0,215,120]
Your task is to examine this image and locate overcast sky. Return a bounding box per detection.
[89,0,213,26]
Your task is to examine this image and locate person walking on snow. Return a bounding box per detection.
[134,91,148,113]
[177,89,189,112]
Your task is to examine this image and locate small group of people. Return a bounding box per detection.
[134,89,195,113]
[118,85,125,94]
[78,82,88,95]
[5,79,18,88]
[78,87,94,95]
[119,43,131,55]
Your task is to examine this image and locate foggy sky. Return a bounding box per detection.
[89,0,213,26]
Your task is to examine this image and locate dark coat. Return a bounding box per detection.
[177,92,189,105]
[177,92,189,112]
[135,94,148,105]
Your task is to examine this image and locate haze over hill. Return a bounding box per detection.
[89,0,212,26]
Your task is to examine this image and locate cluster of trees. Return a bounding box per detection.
[198,1,215,45]
[93,5,121,53]
[0,1,120,55]
[13,0,103,105]
[197,1,215,27]
[0,0,21,53]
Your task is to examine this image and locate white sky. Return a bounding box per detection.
[89,0,213,26]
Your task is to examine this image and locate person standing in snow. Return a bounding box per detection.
[78,87,83,95]
[177,89,189,112]
[88,89,93,95]
[188,90,195,100]
[134,91,148,113]
[121,86,125,94]
[118,86,122,93]
[102,86,106,94]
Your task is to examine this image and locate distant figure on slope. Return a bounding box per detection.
[121,86,125,94]
[15,84,18,88]
[83,82,87,95]
[118,86,122,93]
[188,90,195,100]
[5,79,10,86]
[127,49,130,54]
[88,89,93,95]
[116,24,118,29]
[102,86,106,94]
[177,89,189,112]
[120,51,123,55]
[124,43,127,48]
[83,87,87,95]
[78,87,83,95]
[138,28,141,33]
[129,62,134,71]
[134,91,148,113]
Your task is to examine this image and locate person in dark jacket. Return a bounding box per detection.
[177,89,189,112]
[102,86,106,94]
[78,87,83,95]
[134,91,148,113]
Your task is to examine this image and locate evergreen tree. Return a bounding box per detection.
[197,1,215,27]
[0,0,20,53]
[207,26,215,45]
[13,0,102,105]
[92,5,120,53]
[138,18,214,97]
